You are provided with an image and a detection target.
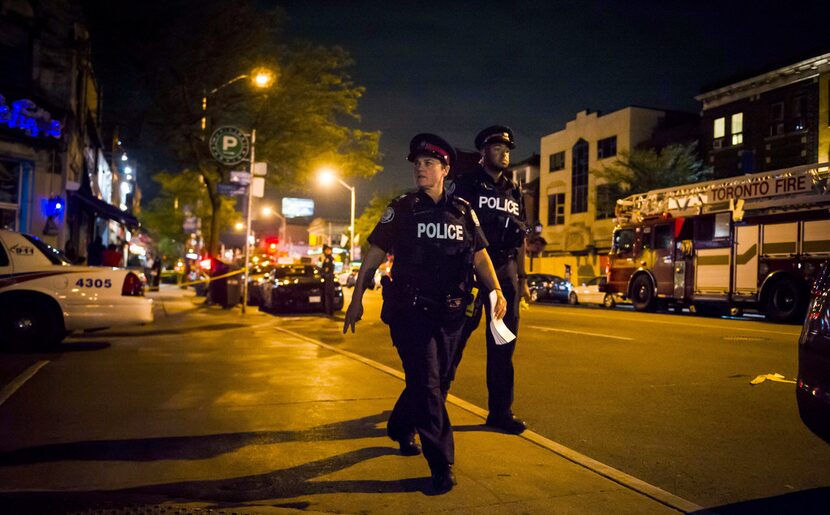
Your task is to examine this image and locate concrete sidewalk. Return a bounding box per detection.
[1,289,701,514]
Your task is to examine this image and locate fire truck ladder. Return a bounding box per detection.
[614,162,830,224]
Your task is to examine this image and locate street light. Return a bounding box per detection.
[202,66,276,315]
[317,167,356,263]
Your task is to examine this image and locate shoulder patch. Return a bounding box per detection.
[469,208,480,227]
[445,180,456,195]
[380,206,395,224]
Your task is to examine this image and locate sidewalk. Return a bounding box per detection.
[3,287,701,514]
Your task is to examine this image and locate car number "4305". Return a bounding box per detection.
[75,278,113,288]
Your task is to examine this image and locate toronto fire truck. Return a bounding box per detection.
[605,163,830,322]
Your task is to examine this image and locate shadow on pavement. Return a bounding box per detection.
[0,446,427,513]
[693,487,830,514]
[74,323,247,338]
[0,412,392,465]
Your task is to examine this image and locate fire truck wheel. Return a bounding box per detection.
[766,277,806,323]
[603,293,616,309]
[630,275,657,312]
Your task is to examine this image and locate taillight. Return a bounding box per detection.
[122,272,144,296]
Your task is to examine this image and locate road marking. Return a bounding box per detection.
[273,325,702,513]
[536,308,800,337]
[528,325,633,341]
[0,360,49,407]
[750,372,796,385]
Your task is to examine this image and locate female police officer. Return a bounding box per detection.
[343,133,507,493]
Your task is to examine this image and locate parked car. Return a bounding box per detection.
[338,265,359,287]
[527,273,572,303]
[0,230,153,349]
[797,260,830,444]
[261,264,344,313]
[247,262,276,306]
[569,276,619,308]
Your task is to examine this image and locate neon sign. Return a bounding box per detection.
[0,93,62,139]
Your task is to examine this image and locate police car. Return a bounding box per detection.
[0,230,153,349]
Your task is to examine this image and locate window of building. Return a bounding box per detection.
[0,159,21,231]
[597,136,617,160]
[596,183,622,220]
[571,139,589,214]
[731,112,743,145]
[771,102,784,121]
[713,117,725,139]
[547,193,565,225]
[549,151,565,172]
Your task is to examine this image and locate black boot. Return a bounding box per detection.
[431,465,456,493]
[396,434,421,456]
[485,414,527,434]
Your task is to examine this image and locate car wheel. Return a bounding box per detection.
[568,292,578,305]
[530,289,539,302]
[603,293,616,309]
[0,299,62,350]
[765,277,806,323]
[630,275,657,312]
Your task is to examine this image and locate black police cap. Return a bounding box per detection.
[407,133,456,167]
[475,125,516,150]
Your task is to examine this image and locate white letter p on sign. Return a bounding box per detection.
[222,136,237,151]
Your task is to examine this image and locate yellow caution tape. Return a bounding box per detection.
[173,268,267,287]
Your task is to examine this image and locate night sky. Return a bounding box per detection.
[89,1,830,221]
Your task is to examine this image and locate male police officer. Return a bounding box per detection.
[320,244,336,315]
[451,125,530,435]
[344,133,506,493]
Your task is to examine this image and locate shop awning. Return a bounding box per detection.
[70,192,140,229]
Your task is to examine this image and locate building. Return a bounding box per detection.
[508,153,540,228]
[696,52,830,178]
[536,107,698,284]
[0,0,138,263]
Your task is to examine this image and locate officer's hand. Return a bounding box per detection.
[520,281,532,303]
[493,290,507,320]
[343,300,363,334]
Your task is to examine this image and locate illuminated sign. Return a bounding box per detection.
[282,197,314,218]
[0,94,62,138]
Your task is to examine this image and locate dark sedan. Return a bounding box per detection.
[260,264,344,313]
[527,273,572,303]
[797,260,830,443]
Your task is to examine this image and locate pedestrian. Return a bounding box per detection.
[102,243,122,267]
[86,237,104,266]
[320,244,336,315]
[449,125,531,435]
[343,133,507,493]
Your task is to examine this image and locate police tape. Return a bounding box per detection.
[172,269,268,287]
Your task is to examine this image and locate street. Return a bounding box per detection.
[1,286,828,513]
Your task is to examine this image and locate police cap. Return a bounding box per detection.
[407,133,456,167]
[475,125,515,150]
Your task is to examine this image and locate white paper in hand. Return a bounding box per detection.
[489,290,516,345]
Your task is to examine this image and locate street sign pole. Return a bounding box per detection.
[241,128,256,315]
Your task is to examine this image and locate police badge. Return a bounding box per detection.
[380,207,395,223]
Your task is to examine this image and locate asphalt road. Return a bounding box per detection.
[279,288,830,508]
[2,288,828,511]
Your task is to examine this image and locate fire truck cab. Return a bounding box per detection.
[606,163,830,323]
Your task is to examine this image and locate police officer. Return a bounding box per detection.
[450,125,531,435]
[344,133,507,493]
[320,244,336,315]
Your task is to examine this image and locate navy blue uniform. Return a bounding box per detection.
[451,165,527,420]
[368,189,487,474]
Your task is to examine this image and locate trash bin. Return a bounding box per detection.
[207,260,241,308]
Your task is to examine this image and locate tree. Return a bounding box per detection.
[136,1,381,256]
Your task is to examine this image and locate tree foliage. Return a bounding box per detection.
[592,143,710,194]
[135,1,381,255]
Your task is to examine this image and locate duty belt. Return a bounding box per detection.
[488,248,518,265]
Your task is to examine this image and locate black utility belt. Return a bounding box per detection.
[488,248,518,263]
[386,282,468,311]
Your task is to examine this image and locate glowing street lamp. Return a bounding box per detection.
[316,167,356,263]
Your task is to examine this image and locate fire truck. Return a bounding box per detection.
[605,163,830,323]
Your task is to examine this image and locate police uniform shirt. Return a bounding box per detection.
[452,165,527,252]
[367,189,488,296]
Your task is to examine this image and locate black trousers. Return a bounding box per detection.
[386,307,465,473]
[451,257,520,418]
[322,275,335,315]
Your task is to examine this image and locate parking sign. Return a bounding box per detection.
[209,126,250,165]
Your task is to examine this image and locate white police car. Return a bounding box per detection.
[0,230,153,349]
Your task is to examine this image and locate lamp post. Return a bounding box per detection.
[317,168,356,263]
[202,67,275,315]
